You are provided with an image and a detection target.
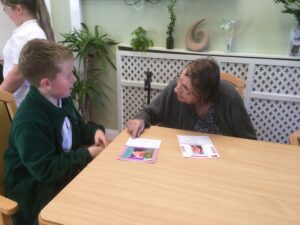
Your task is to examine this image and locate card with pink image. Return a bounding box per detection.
[177,135,220,158]
[118,138,161,163]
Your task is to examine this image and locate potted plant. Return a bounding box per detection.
[166,0,177,49]
[60,23,117,122]
[130,26,154,51]
[273,0,300,55]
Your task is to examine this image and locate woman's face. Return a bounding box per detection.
[174,69,199,105]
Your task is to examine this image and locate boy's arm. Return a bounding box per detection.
[70,99,105,145]
[79,120,106,145]
[13,123,92,183]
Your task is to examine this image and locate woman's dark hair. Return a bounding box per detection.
[184,58,220,103]
[1,0,55,41]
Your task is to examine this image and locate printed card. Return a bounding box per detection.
[177,135,220,158]
[118,137,161,163]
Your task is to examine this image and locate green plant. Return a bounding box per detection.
[130,26,153,51]
[166,0,177,37]
[60,23,117,122]
[274,0,300,25]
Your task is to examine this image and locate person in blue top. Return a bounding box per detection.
[127,58,257,140]
[4,39,108,225]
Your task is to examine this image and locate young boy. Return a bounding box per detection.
[4,39,108,225]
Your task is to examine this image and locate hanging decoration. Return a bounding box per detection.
[123,0,161,10]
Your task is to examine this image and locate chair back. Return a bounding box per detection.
[289,130,300,146]
[0,90,16,195]
[220,72,245,97]
[0,89,18,225]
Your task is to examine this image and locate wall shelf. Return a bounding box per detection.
[118,43,300,61]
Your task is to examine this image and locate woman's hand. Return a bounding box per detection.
[127,119,145,138]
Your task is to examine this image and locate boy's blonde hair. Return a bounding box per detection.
[19,39,73,86]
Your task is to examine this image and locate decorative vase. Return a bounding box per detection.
[290,26,300,56]
[166,35,174,49]
[220,19,238,53]
[225,35,233,53]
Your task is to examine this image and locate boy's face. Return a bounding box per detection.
[47,60,76,99]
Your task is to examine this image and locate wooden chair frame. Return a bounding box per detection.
[0,90,16,121]
[289,130,300,146]
[0,89,18,225]
[220,72,245,97]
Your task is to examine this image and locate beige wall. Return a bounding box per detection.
[81,0,296,54]
[0,9,14,60]
[50,0,71,41]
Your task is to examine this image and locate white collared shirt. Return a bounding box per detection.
[2,19,46,106]
[57,99,73,152]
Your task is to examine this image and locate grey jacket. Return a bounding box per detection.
[135,79,257,140]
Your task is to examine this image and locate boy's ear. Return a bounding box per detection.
[39,78,52,90]
[15,4,24,14]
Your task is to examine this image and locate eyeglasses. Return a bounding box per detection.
[176,75,197,97]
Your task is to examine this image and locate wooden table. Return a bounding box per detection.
[39,126,300,225]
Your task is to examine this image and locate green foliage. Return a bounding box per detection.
[274,0,300,24]
[61,23,117,70]
[130,26,154,51]
[70,67,104,111]
[167,0,177,36]
[60,23,117,120]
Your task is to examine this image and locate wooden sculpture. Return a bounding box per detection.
[185,19,209,52]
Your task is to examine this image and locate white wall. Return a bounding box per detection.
[0,10,15,59]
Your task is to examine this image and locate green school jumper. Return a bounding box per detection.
[4,86,105,225]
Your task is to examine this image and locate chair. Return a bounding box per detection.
[289,130,300,146]
[0,89,18,225]
[220,72,245,97]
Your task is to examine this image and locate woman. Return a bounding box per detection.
[0,0,55,106]
[127,58,257,140]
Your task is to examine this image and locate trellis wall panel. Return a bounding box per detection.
[117,45,300,144]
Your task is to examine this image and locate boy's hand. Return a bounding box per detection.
[94,129,108,147]
[127,119,145,138]
[88,145,105,158]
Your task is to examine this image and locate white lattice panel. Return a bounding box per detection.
[117,46,300,144]
[121,86,161,128]
[249,99,300,143]
[252,64,300,95]
[220,62,249,84]
[121,56,190,84]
